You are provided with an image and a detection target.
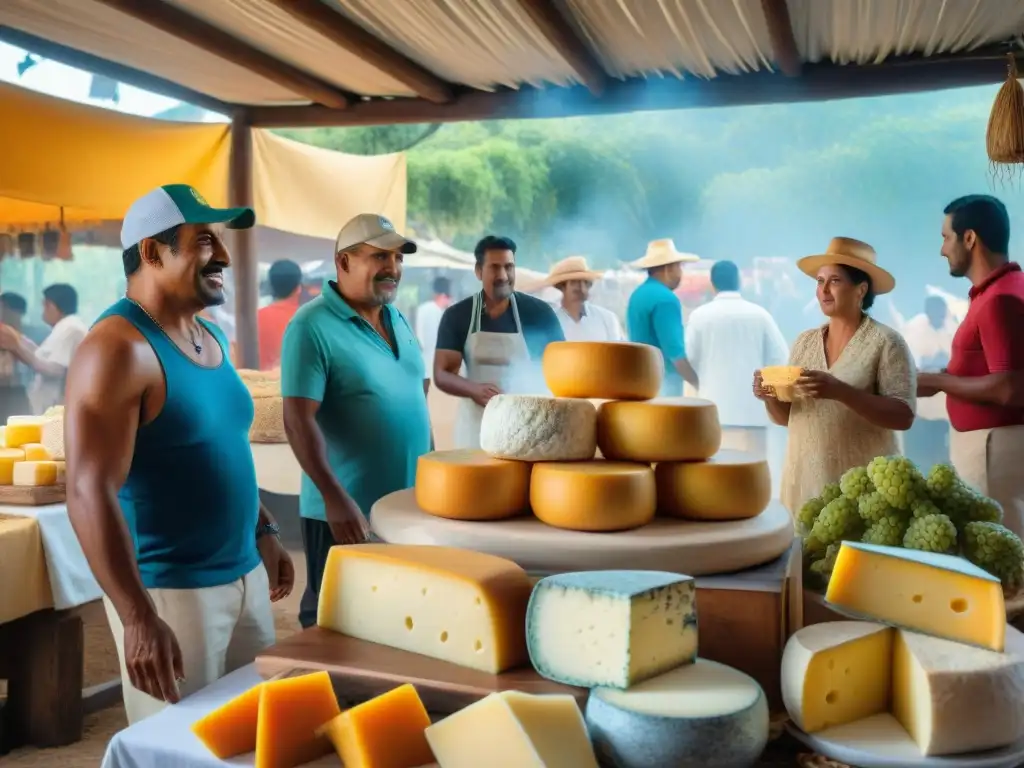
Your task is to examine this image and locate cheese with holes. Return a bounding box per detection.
[597,398,721,462]
[0,448,25,485]
[479,395,596,461]
[655,450,770,520]
[255,672,340,768]
[542,341,662,400]
[527,571,697,689]
[40,416,64,460]
[415,449,530,521]
[317,544,532,673]
[586,659,769,768]
[20,443,51,461]
[781,621,892,734]
[425,690,599,768]
[318,683,433,768]
[826,542,1005,651]
[192,683,263,758]
[5,419,42,448]
[530,462,655,532]
[13,460,59,487]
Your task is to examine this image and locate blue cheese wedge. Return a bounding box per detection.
[526,570,696,689]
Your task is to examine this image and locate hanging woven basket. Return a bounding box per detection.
[986,53,1024,168]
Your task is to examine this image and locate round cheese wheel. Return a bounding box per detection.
[530,462,655,532]
[415,449,531,521]
[542,341,663,400]
[597,397,721,462]
[480,395,596,461]
[585,659,769,768]
[655,450,771,521]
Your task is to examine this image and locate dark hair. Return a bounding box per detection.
[836,265,875,311]
[0,292,27,314]
[944,195,1010,255]
[432,276,451,296]
[43,283,78,316]
[710,260,740,292]
[267,259,302,300]
[123,226,180,277]
[473,235,517,267]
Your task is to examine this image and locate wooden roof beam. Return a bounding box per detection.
[91,0,351,108]
[760,0,802,76]
[264,0,453,104]
[517,0,608,96]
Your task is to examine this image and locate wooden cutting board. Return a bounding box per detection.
[256,628,587,714]
[0,484,65,506]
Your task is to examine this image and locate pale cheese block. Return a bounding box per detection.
[655,450,771,520]
[13,460,59,487]
[542,341,662,400]
[425,690,599,768]
[893,627,1024,756]
[249,396,286,443]
[40,416,64,460]
[597,397,721,462]
[781,621,893,734]
[585,659,769,768]
[530,462,656,532]
[0,447,25,485]
[479,395,596,461]
[415,449,530,521]
[317,544,532,674]
[5,419,43,448]
[526,571,697,689]
[21,443,51,461]
[826,541,1006,651]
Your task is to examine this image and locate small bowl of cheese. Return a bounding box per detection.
[759,365,803,402]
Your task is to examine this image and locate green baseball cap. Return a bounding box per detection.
[121,184,255,249]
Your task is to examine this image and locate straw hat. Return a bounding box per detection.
[630,239,700,270]
[543,256,604,287]
[796,237,896,295]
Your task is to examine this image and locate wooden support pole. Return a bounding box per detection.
[230,111,259,371]
[760,0,802,77]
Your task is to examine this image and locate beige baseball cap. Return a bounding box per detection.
[334,213,417,255]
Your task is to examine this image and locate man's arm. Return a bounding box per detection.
[4,329,66,378]
[651,299,698,388]
[432,305,479,399]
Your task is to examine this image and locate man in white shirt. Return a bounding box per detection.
[685,260,788,457]
[0,283,88,413]
[546,256,623,342]
[889,295,957,468]
[415,276,451,380]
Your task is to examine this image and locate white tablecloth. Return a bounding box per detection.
[2,503,101,609]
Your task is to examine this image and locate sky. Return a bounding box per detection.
[0,41,226,121]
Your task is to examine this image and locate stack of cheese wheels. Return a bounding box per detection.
[238,369,287,443]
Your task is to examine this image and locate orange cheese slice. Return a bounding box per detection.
[254,671,341,768]
[191,683,262,758]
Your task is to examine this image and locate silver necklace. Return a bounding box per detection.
[127,298,203,355]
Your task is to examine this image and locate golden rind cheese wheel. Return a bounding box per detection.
[542,341,663,400]
[415,449,531,521]
[597,397,722,462]
[655,450,771,521]
[530,461,656,532]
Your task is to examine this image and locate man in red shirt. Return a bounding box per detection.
[918,195,1024,537]
[258,259,303,370]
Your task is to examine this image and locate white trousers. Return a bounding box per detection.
[103,564,276,724]
[950,424,1024,540]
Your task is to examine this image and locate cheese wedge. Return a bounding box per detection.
[254,672,340,768]
[826,542,1005,651]
[191,683,262,758]
[414,449,530,521]
[530,461,656,532]
[13,460,59,487]
[317,544,532,674]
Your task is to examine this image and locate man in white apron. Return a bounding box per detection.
[433,235,565,448]
[919,195,1024,538]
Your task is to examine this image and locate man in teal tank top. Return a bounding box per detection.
[65,185,294,725]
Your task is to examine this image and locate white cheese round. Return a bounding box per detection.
[479,395,597,461]
[585,659,769,768]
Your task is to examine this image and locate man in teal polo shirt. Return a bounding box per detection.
[281,213,431,628]
[626,238,701,395]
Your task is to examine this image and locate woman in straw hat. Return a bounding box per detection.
[753,237,916,513]
[544,256,624,342]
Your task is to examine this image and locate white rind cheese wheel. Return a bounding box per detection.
[655,450,771,520]
[586,659,769,768]
[415,449,530,521]
[479,395,596,461]
[597,397,721,462]
[530,462,655,532]
[542,341,663,400]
